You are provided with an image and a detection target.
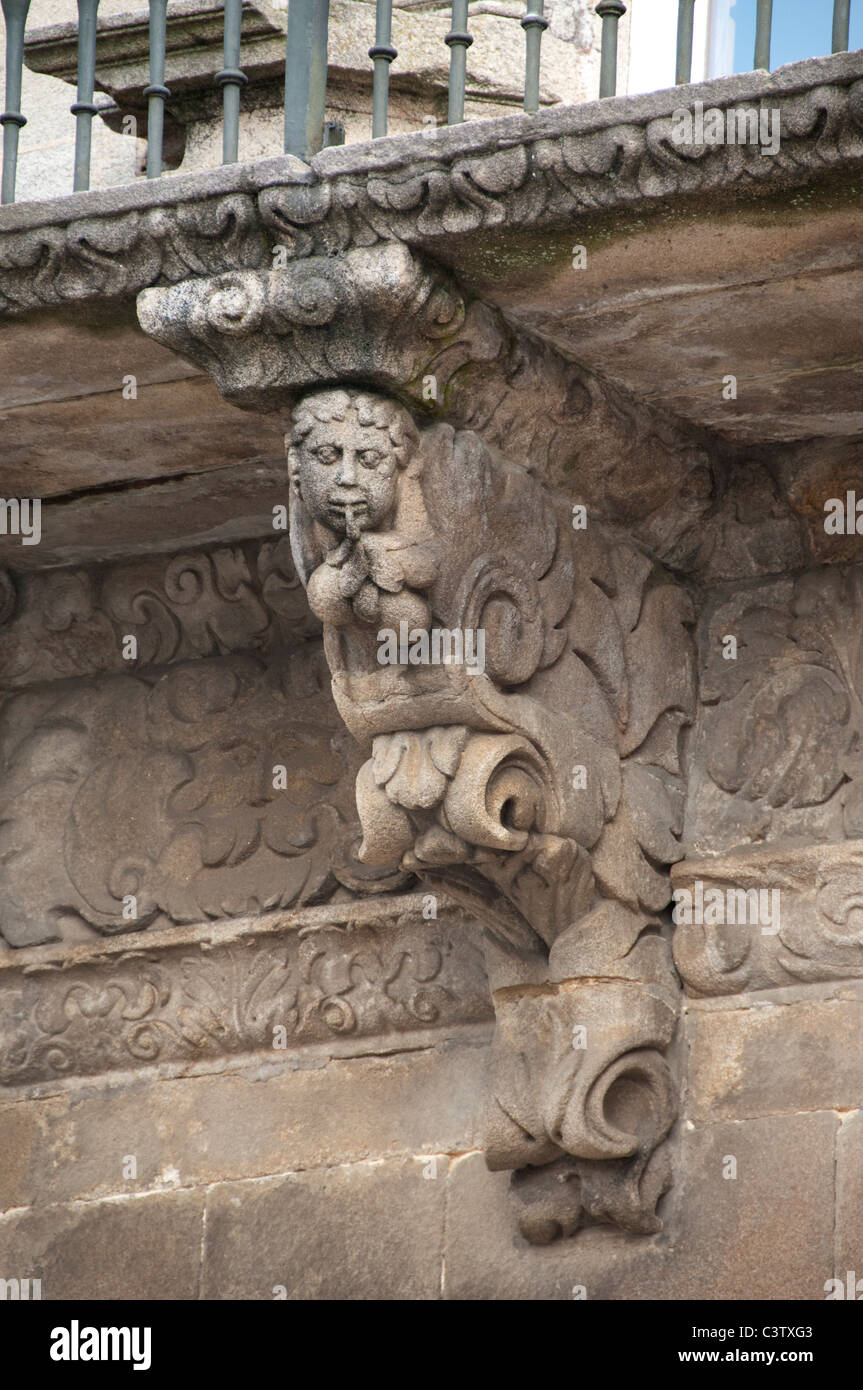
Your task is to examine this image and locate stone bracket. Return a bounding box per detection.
[134,240,698,1242]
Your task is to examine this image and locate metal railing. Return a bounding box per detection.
[0,0,858,205]
[676,0,853,88]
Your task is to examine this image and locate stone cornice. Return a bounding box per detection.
[0,894,493,1089]
[673,842,863,996]
[1,51,862,315]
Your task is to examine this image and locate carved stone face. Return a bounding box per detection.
[295,415,400,536]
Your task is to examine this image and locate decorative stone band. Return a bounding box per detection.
[0,895,492,1089]
[672,840,863,997]
[0,535,315,692]
[0,52,862,317]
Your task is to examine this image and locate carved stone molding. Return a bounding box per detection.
[0,641,411,949]
[1,52,863,315]
[687,563,863,855]
[673,842,863,996]
[133,235,699,1240]
[0,896,492,1088]
[0,536,317,692]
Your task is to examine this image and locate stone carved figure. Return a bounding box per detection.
[288,385,695,1243]
[288,389,437,639]
[134,242,696,1242]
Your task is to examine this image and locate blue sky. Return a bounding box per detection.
[731,0,863,71]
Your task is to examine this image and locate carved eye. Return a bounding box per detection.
[313,445,340,465]
[357,449,383,469]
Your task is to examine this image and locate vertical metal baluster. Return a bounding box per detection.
[144,0,170,178]
[675,0,695,84]
[832,0,851,52]
[72,0,100,192]
[445,0,472,125]
[754,0,772,70]
[369,0,396,139]
[284,0,330,160]
[522,0,548,114]
[595,0,626,98]
[1,0,32,204]
[217,0,246,164]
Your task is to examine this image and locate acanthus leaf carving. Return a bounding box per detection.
[0,643,411,949]
[691,564,863,854]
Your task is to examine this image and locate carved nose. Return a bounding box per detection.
[336,453,358,485]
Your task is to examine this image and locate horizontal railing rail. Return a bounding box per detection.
[0,0,858,205]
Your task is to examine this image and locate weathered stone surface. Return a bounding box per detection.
[3,35,863,1301]
[0,371,284,498]
[835,1109,863,1286]
[684,987,863,1123]
[3,52,863,311]
[0,458,289,573]
[670,1112,838,1301]
[444,1110,837,1298]
[0,1034,489,1210]
[5,60,862,576]
[0,300,201,413]
[782,437,863,565]
[0,643,411,947]
[0,536,316,691]
[442,1151,670,1299]
[0,1189,204,1300]
[0,1101,41,1214]
[501,203,863,449]
[137,242,715,544]
[258,324,695,1236]
[685,566,863,859]
[202,1157,446,1299]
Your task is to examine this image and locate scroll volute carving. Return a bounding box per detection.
[288,385,694,1243]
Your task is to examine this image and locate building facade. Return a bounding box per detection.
[1,2,863,1300]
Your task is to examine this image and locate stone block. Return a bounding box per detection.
[0,1189,203,1300]
[202,1157,446,1299]
[443,1110,838,1299]
[669,1112,838,1300]
[835,1108,863,1288]
[0,1037,489,1208]
[685,992,863,1122]
[443,1152,671,1300]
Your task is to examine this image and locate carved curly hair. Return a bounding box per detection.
[289,388,419,470]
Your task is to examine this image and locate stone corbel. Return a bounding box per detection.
[137,244,696,1242]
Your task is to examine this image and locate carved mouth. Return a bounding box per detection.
[328,498,366,514]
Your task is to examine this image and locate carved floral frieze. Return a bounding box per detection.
[673,841,863,996]
[1,58,862,315]
[0,899,491,1087]
[688,564,863,854]
[0,642,409,948]
[0,536,316,692]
